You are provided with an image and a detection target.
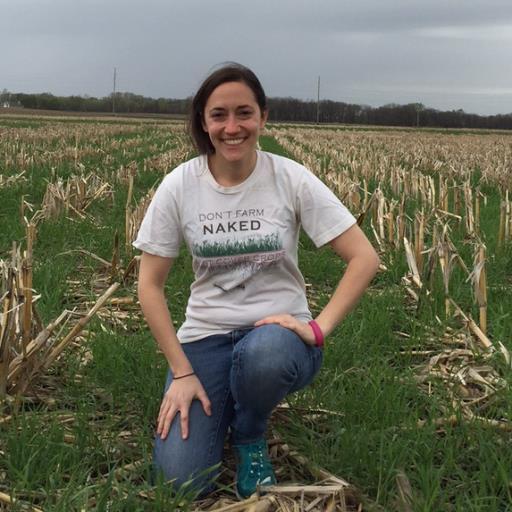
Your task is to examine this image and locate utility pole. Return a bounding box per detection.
[112,67,117,114]
[415,103,423,128]
[316,76,320,124]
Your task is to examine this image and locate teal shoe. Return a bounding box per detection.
[234,439,276,499]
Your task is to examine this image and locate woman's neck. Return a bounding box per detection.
[208,151,258,187]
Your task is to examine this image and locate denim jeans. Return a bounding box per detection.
[153,324,323,494]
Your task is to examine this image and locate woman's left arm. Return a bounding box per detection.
[255,224,380,345]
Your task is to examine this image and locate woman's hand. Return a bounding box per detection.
[254,314,317,346]
[157,374,212,440]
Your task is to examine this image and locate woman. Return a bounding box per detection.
[134,63,380,499]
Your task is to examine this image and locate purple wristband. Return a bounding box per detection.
[308,320,324,348]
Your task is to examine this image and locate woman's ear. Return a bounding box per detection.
[260,109,269,128]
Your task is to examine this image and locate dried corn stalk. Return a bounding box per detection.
[125,188,155,251]
[466,243,488,334]
[40,173,112,220]
[1,239,120,396]
[0,171,27,188]
[498,189,511,247]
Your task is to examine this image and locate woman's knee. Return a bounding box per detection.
[153,434,220,495]
[232,324,323,394]
[152,401,223,495]
[233,324,304,383]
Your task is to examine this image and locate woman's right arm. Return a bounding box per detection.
[137,251,211,440]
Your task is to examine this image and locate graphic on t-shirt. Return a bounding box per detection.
[192,208,285,291]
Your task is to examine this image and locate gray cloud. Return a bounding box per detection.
[2,0,511,114]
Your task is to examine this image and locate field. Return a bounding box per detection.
[1,114,511,511]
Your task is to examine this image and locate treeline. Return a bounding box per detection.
[3,92,190,116]
[269,98,512,130]
[2,90,512,130]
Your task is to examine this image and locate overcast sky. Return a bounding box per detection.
[2,0,512,115]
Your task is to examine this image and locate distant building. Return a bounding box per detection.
[2,100,22,108]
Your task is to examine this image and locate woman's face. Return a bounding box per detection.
[202,81,267,168]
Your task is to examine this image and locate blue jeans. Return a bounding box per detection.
[153,324,323,494]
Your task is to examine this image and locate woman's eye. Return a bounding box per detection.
[239,110,252,117]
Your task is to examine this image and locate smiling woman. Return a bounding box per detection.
[133,62,380,500]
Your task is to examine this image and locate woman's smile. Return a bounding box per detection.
[223,137,246,145]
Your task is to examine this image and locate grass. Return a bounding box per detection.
[259,133,512,511]
[1,120,511,511]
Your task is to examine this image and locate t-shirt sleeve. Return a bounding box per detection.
[132,174,183,258]
[297,169,357,248]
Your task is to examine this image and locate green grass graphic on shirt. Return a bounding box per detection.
[193,233,281,258]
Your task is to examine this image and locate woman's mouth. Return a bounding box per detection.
[223,138,245,146]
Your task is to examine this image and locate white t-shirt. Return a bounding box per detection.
[133,150,356,343]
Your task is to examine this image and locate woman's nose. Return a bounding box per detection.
[225,114,239,133]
